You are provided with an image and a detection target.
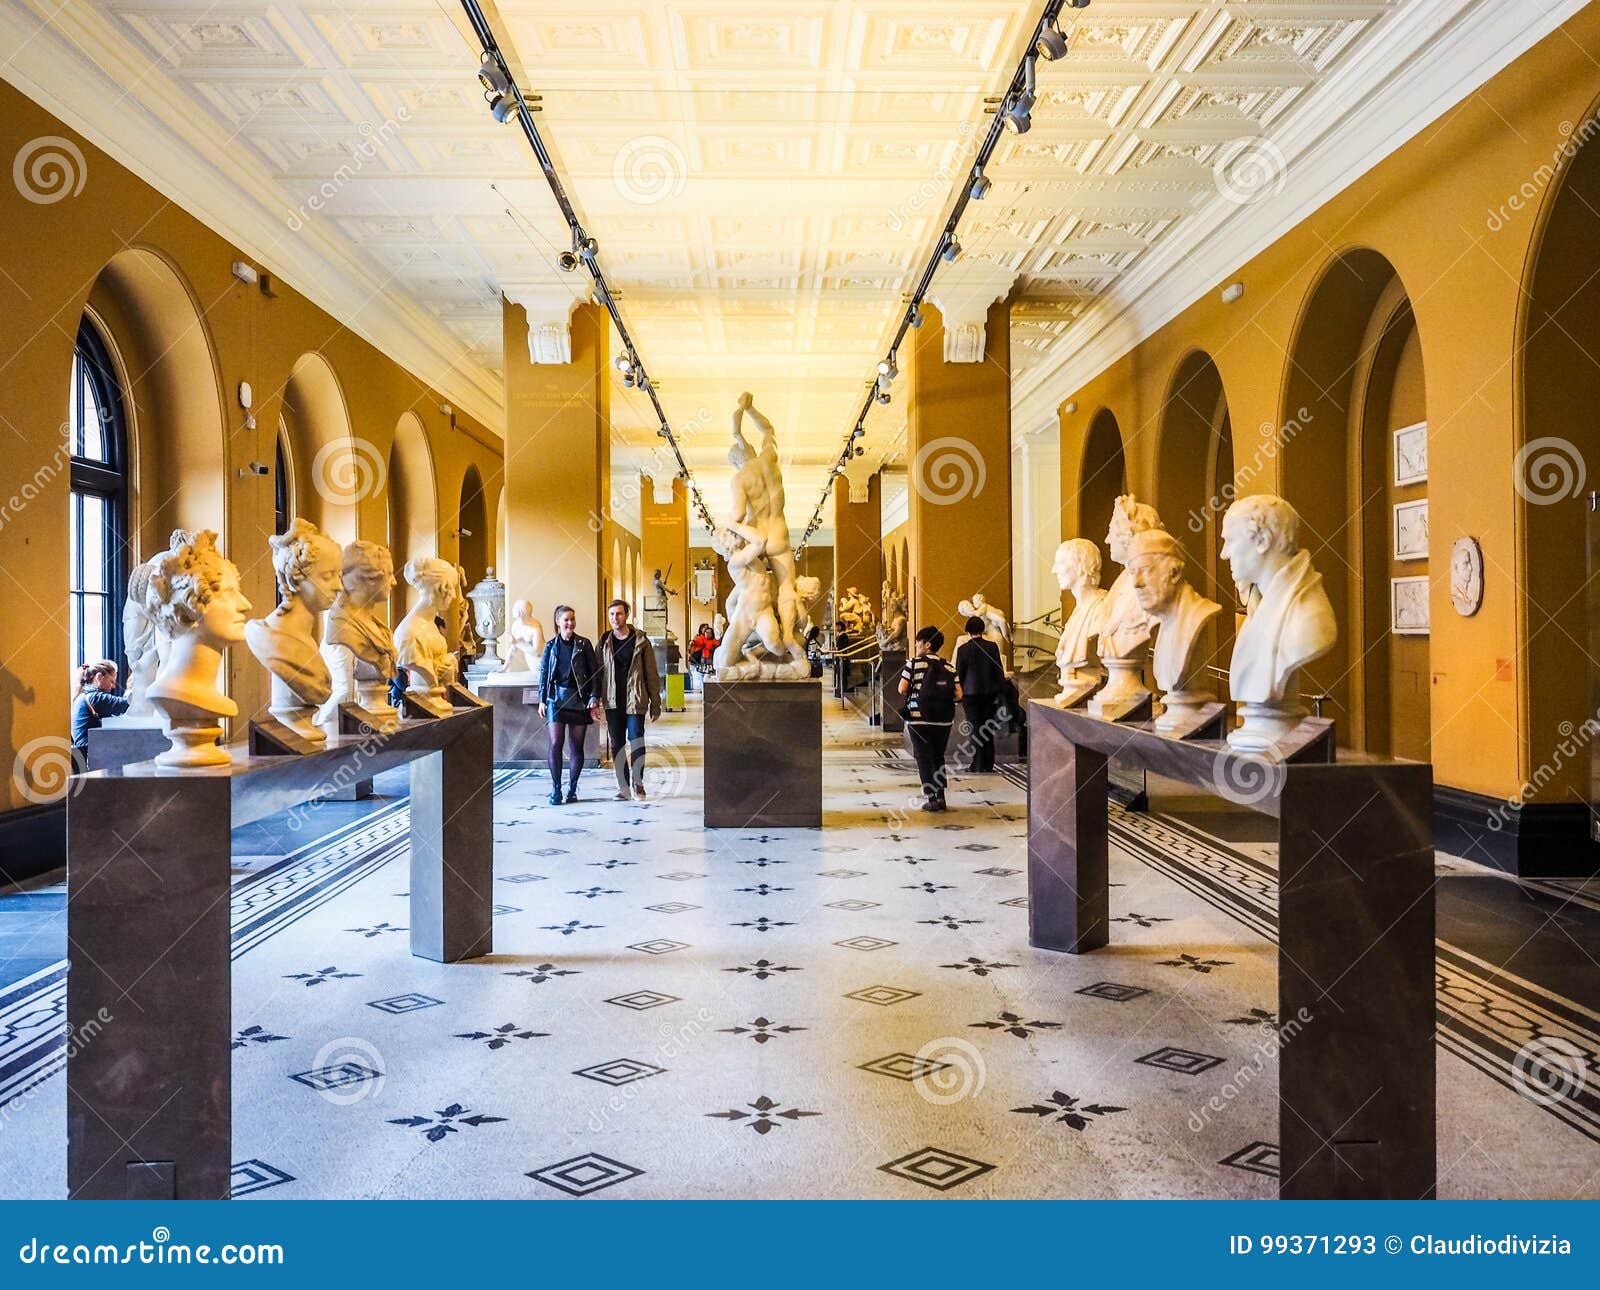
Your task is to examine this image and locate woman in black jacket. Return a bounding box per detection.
[537,605,601,804]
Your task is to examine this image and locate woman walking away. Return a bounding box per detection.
[537,606,600,804]
[71,659,130,760]
[898,626,961,812]
[954,615,1006,772]
[598,599,661,800]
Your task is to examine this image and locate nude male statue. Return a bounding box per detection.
[727,392,798,647]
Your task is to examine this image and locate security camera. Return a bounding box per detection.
[238,461,270,478]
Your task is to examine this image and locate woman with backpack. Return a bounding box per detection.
[898,625,962,812]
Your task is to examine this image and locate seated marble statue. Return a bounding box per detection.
[395,555,460,708]
[1087,495,1165,717]
[877,590,909,652]
[317,540,398,731]
[1050,538,1108,707]
[1221,493,1337,750]
[145,529,253,767]
[496,598,545,678]
[1127,529,1222,730]
[245,518,342,744]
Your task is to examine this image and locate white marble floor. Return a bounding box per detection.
[1,696,1596,1199]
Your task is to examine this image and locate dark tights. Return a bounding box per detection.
[547,721,585,793]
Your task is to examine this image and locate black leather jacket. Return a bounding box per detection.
[539,633,600,714]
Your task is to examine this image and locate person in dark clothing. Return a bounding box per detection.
[537,606,601,804]
[70,659,130,756]
[898,626,962,811]
[597,599,662,801]
[953,615,1006,772]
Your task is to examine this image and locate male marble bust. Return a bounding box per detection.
[1086,495,1164,717]
[1127,529,1221,730]
[318,540,398,732]
[1220,494,1337,750]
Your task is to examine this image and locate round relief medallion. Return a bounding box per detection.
[1450,536,1483,617]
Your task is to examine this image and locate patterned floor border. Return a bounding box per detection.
[0,770,526,1111]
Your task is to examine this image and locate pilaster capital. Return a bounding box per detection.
[927,260,1017,363]
[503,287,581,365]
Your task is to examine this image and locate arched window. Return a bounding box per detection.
[274,427,291,536]
[68,319,129,670]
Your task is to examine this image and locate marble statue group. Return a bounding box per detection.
[711,393,811,681]
[1051,491,1336,750]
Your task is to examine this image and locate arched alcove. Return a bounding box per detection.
[1156,351,1236,679]
[388,411,437,623]
[281,352,358,545]
[1077,409,1127,575]
[1521,100,1600,802]
[1281,248,1429,754]
[458,464,488,587]
[84,247,227,553]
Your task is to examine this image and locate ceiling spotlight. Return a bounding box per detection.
[875,386,892,406]
[850,426,865,440]
[656,426,672,438]
[622,370,637,388]
[615,353,634,372]
[909,303,924,328]
[487,92,517,124]
[479,55,512,97]
[557,250,579,272]
[578,235,598,261]
[942,234,961,263]
[877,355,898,383]
[969,168,992,201]
[1035,22,1068,61]
[1004,57,1037,134]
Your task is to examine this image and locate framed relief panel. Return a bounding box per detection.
[1393,421,1427,486]
[1391,576,1430,635]
[1393,499,1429,561]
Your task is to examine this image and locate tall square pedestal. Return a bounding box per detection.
[703,679,822,828]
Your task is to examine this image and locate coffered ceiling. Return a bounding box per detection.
[0,0,1584,537]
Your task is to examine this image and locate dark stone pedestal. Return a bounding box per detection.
[473,681,598,767]
[879,650,906,732]
[1027,702,1435,1200]
[85,721,168,772]
[66,706,495,1199]
[703,679,822,828]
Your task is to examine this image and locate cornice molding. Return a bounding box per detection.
[1010,0,1590,435]
[0,1,505,437]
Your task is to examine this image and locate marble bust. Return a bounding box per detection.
[120,552,167,721]
[1127,529,1222,730]
[395,556,460,711]
[245,519,342,744]
[317,540,399,732]
[1086,495,1164,718]
[1221,494,1337,750]
[496,598,544,678]
[1050,538,1108,707]
[145,529,252,768]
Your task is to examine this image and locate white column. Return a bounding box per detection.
[1012,421,1061,626]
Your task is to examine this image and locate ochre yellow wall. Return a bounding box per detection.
[0,81,502,813]
[1056,5,1600,803]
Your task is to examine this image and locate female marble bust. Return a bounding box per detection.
[317,540,398,731]
[121,557,163,720]
[145,529,252,767]
[1051,538,1108,707]
[245,518,342,743]
[395,555,459,709]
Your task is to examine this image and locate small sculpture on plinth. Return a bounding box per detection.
[317,540,399,732]
[145,530,252,768]
[877,589,909,653]
[1050,538,1108,707]
[837,585,875,636]
[1086,495,1163,719]
[465,567,508,680]
[496,598,544,679]
[958,591,1010,666]
[1127,529,1222,732]
[1221,494,1337,750]
[395,556,460,713]
[245,518,342,745]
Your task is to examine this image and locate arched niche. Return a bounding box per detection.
[1521,102,1600,802]
[1156,351,1236,677]
[84,247,227,553]
[1281,248,1429,755]
[458,464,488,587]
[388,411,437,624]
[281,352,358,545]
[1076,408,1127,576]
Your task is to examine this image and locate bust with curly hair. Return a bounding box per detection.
[145,529,252,767]
[318,539,399,730]
[244,518,342,742]
[395,555,460,708]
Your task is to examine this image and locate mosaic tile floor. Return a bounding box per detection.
[1,697,1597,1199]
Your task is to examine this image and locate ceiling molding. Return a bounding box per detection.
[1008,0,1590,437]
